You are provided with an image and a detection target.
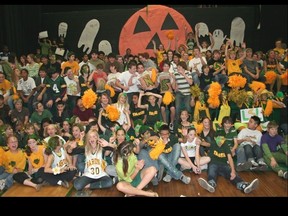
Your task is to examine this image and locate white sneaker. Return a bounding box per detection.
[169,123,174,131]
[0,179,6,191]
[258,161,267,166]
[163,174,172,183]
[250,160,259,167]
[244,178,259,194]
[198,178,215,193]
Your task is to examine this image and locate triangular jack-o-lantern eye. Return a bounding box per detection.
[146,33,162,49]
[134,16,151,34]
[161,13,179,30]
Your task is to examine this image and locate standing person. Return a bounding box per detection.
[116,60,140,104]
[198,135,260,194]
[114,141,158,197]
[173,61,193,124]
[155,60,176,130]
[73,130,113,195]
[13,134,47,191]
[41,136,77,188]
[261,121,288,179]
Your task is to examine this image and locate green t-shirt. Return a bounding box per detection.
[208,141,231,165]
[215,126,237,149]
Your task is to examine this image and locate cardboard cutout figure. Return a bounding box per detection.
[98,40,112,55]
[230,17,245,46]
[78,19,100,54]
[212,29,227,51]
[58,22,68,38]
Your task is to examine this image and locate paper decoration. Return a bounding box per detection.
[230,17,245,47]
[78,19,100,54]
[39,31,48,39]
[58,22,68,38]
[98,40,112,55]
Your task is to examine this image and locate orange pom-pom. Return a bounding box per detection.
[82,89,98,109]
[105,84,115,98]
[265,71,277,84]
[207,82,222,108]
[281,70,288,86]
[162,91,175,106]
[166,30,174,40]
[249,81,266,94]
[264,99,273,117]
[228,74,247,88]
[151,68,157,83]
[105,105,120,122]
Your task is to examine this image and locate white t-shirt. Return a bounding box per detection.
[180,138,197,157]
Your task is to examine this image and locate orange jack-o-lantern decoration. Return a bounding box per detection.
[119,5,192,57]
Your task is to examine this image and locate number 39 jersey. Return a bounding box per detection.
[83,151,108,179]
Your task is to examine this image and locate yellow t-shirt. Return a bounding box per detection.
[3,149,26,173]
[0,147,4,166]
[226,59,243,75]
[26,145,46,169]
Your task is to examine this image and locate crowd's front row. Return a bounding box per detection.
[0,115,287,197]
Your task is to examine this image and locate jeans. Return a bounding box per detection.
[137,148,159,170]
[175,92,191,123]
[76,153,86,174]
[236,146,247,164]
[207,163,245,189]
[244,144,264,162]
[191,72,200,86]
[214,74,228,87]
[73,175,113,191]
[0,171,14,190]
[158,143,182,180]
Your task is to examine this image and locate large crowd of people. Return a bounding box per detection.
[0,30,287,197]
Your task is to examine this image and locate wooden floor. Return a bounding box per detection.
[1,170,287,197]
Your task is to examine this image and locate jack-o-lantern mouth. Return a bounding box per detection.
[133,13,179,49]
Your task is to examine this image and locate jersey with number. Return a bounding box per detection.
[52,147,68,169]
[83,150,107,179]
[46,75,66,98]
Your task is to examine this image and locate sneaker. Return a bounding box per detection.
[74,189,92,197]
[283,171,288,179]
[61,180,70,188]
[180,175,191,184]
[278,170,284,177]
[250,160,259,167]
[244,178,259,194]
[163,174,172,183]
[198,178,215,193]
[112,177,119,185]
[258,161,267,166]
[0,179,6,191]
[236,162,252,172]
[157,164,164,181]
[169,123,174,131]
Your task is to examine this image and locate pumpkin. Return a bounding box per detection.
[119,5,192,57]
